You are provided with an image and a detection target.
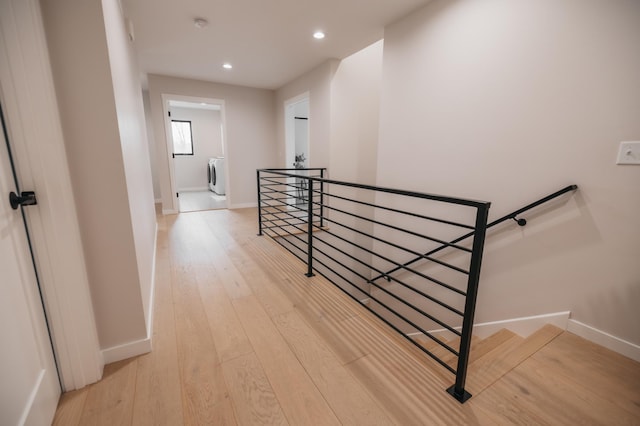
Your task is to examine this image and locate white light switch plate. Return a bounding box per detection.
[616,141,640,165]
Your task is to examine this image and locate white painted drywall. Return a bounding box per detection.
[143,90,161,201]
[41,0,153,350]
[330,40,383,184]
[378,0,640,344]
[102,0,156,337]
[147,74,276,210]
[170,107,222,191]
[275,60,339,171]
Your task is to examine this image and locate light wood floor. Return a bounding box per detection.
[53,208,640,425]
[178,190,227,212]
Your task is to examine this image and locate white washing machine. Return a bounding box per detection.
[207,158,216,192]
[211,157,226,195]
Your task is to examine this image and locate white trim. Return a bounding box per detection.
[161,94,230,215]
[101,337,152,364]
[411,311,571,341]
[230,202,258,209]
[567,319,640,363]
[155,198,162,203]
[178,186,209,192]
[0,0,103,391]
[146,223,158,337]
[19,370,44,425]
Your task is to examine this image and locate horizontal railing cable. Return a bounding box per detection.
[312,199,472,253]
[309,224,466,314]
[312,188,475,230]
[311,231,465,322]
[370,184,578,284]
[308,209,471,281]
[308,253,458,374]
[261,169,488,207]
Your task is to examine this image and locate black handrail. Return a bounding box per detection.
[370,184,578,285]
[257,168,491,403]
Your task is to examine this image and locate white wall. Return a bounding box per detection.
[147,74,276,210]
[330,40,383,184]
[378,0,640,344]
[276,60,339,171]
[41,0,154,351]
[170,107,222,191]
[143,90,161,201]
[102,0,157,336]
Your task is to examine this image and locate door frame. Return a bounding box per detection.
[0,0,103,390]
[284,92,310,169]
[161,93,229,214]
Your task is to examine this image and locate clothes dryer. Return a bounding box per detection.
[212,157,226,195]
[207,158,216,192]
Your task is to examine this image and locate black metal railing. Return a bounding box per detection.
[257,169,578,402]
[257,168,491,402]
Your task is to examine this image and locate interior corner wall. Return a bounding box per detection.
[378,0,640,344]
[147,75,276,210]
[275,59,339,171]
[41,0,150,350]
[143,90,161,201]
[102,0,156,335]
[329,40,383,183]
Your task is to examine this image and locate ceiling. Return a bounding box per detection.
[122,0,430,90]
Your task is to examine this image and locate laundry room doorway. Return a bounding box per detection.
[162,95,229,213]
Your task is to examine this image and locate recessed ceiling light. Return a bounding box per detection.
[313,31,325,40]
[223,63,233,69]
[194,18,208,29]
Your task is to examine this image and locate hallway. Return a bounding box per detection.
[52,209,640,425]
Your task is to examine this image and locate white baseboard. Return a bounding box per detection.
[230,202,258,209]
[154,198,162,203]
[162,208,178,215]
[102,224,159,366]
[101,336,152,364]
[178,187,208,192]
[413,311,571,341]
[471,311,571,339]
[567,319,640,362]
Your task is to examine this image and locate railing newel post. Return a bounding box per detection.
[320,169,325,229]
[305,177,315,277]
[447,202,490,403]
[257,169,263,236]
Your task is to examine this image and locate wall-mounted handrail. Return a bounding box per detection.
[370,184,578,284]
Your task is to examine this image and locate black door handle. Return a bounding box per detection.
[9,191,37,210]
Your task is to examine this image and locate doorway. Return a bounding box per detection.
[284,93,310,170]
[284,94,310,211]
[162,96,229,213]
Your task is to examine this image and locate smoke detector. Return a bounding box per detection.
[194,18,209,29]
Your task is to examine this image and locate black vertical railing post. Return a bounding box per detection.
[305,177,315,277]
[447,203,490,403]
[320,169,325,229]
[256,170,263,236]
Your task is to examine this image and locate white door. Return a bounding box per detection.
[0,105,60,425]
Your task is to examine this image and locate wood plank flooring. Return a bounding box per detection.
[53,208,640,425]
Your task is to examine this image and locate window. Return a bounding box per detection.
[171,120,193,155]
